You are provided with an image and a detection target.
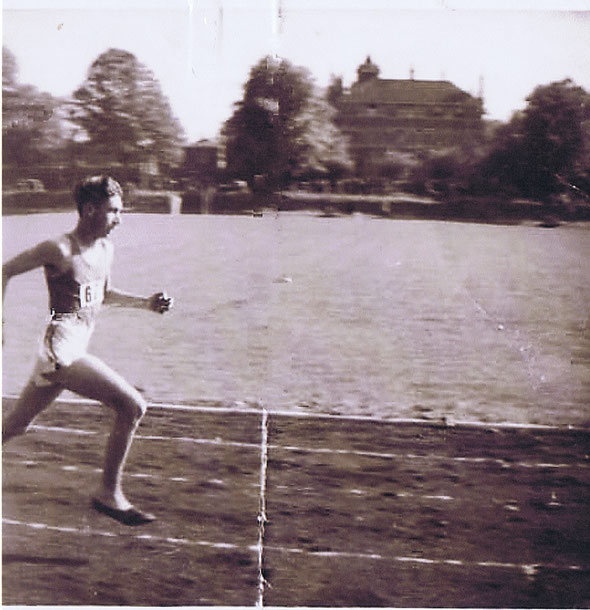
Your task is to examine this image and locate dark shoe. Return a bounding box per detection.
[92,498,156,526]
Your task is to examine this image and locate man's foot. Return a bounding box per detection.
[92,498,156,526]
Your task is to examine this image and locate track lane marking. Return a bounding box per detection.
[3,517,585,576]
[4,394,587,432]
[256,409,270,607]
[14,425,590,471]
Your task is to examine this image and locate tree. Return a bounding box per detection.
[525,81,588,166]
[223,101,279,188]
[478,79,590,200]
[72,48,184,169]
[3,46,18,88]
[223,56,312,188]
[326,75,343,107]
[293,89,352,181]
[223,55,350,188]
[2,46,68,169]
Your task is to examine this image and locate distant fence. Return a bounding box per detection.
[4,188,590,223]
[275,193,590,223]
[181,189,268,214]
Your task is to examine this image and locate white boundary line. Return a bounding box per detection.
[147,401,588,432]
[22,424,590,471]
[269,442,589,470]
[256,409,269,608]
[5,457,584,508]
[3,517,586,576]
[4,458,461,502]
[1,517,247,551]
[3,394,588,432]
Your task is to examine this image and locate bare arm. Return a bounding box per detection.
[101,242,172,313]
[3,240,63,305]
[104,287,173,313]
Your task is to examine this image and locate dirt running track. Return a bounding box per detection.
[2,397,590,607]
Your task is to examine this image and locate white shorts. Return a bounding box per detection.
[30,315,95,387]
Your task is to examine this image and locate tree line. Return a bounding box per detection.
[414,78,590,203]
[3,46,185,187]
[3,45,590,202]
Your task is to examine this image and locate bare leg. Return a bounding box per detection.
[3,381,62,444]
[55,354,147,511]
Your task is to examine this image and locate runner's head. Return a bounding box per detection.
[74,176,123,237]
[74,176,123,215]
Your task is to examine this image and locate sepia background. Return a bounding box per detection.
[3,0,590,607]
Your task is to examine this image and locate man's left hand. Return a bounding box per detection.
[149,291,173,314]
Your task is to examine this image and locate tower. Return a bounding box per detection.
[357,56,380,84]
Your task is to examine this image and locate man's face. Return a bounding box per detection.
[87,194,123,237]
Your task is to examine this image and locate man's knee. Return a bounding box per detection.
[114,392,147,424]
[134,395,148,420]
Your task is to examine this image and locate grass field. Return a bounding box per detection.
[4,214,590,427]
[3,396,589,607]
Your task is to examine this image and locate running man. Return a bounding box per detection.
[2,175,173,526]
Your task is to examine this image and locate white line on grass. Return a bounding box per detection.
[5,458,462,503]
[6,460,191,482]
[256,409,270,608]
[3,517,585,576]
[4,394,587,432]
[2,517,245,550]
[21,425,589,471]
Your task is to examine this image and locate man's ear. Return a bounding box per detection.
[81,202,95,218]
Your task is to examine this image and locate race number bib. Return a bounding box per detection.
[79,279,105,308]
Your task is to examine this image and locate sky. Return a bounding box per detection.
[3,0,590,143]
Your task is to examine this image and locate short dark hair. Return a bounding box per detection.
[74,175,123,215]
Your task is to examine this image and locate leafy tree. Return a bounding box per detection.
[478,79,590,200]
[2,46,67,168]
[244,56,312,121]
[293,90,352,181]
[223,56,350,188]
[3,46,18,88]
[223,99,280,188]
[72,48,184,169]
[326,75,344,107]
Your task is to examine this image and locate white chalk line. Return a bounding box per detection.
[30,424,95,436]
[6,458,464,504]
[270,442,589,470]
[4,458,581,510]
[3,517,585,577]
[2,517,248,551]
[4,394,587,432]
[466,294,547,393]
[23,424,590,471]
[148,400,576,432]
[256,409,270,607]
[8,459,192,483]
[8,455,584,515]
[263,545,586,576]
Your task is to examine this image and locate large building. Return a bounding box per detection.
[332,57,485,175]
[180,139,219,185]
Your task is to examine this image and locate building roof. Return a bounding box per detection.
[347,77,474,105]
[187,138,218,149]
